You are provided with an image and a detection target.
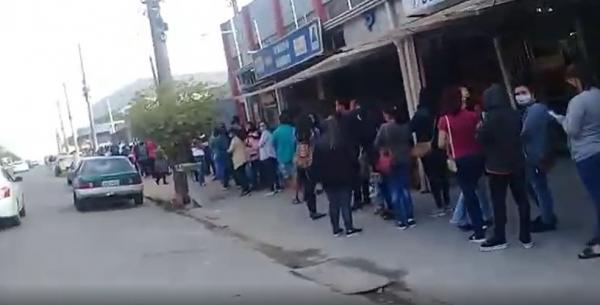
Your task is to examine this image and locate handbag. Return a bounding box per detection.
[411,118,437,158]
[375,127,394,174]
[444,115,458,173]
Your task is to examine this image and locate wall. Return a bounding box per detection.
[342,2,392,48]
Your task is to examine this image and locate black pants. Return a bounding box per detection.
[488,170,531,242]
[422,149,450,209]
[353,179,371,208]
[233,163,250,192]
[154,173,167,185]
[298,168,317,215]
[324,186,354,233]
[261,158,280,191]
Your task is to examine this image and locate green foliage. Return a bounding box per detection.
[128,81,216,158]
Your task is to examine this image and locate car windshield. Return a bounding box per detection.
[80,158,135,176]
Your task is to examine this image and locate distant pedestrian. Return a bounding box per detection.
[272,112,297,191]
[258,121,281,195]
[211,126,231,189]
[153,148,169,185]
[191,139,206,186]
[228,129,251,196]
[312,117,362,237]
[134,142,149,177]
[245,127,261,190]
[146,139,157,177]
[477,83,532,251]
[556,64,600,259]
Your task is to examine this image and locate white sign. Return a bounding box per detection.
[403,0,463,17]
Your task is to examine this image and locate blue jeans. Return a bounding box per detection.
[455,155,485,236]
[527,164,556,225]
[376,176,391,210]
[324,186,354,233]
[386,165,414,224]
[575,152,600,244]
[194,156,205,185]
[451,178,492,226]
[215,156,229,188]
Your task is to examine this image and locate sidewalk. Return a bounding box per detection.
[145,160,600,305]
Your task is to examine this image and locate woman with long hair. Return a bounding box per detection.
[374,105,414,229]
[438,86,486,243]
[228,128,251,196]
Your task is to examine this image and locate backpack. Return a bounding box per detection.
[295,142,313,169]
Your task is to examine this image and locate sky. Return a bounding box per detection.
[0,0,251,160]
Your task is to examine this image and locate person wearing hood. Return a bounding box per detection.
[515,82,558,232]
[477,83,532,252]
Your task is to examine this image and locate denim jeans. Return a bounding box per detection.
[526,164,556,225]
[324,186,354,233]
[454,154,486,236]
[215,156,229,188]
[451,177,492,226]
[194,156,205,185]
[386,164,414,224]
[376,176,391,210]
[575,152,600,245]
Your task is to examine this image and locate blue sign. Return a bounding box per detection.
[253,20,323,80]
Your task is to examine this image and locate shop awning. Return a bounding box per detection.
[391,0,517,38]
[236,39,394,99]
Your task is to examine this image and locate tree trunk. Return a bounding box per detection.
[172,141,191,208]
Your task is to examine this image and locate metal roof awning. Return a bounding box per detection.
[236,39,394,99]
[391,0,517,39]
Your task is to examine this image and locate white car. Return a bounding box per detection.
[11,161,29,173]
[0,168,25,226]
[55,155,74,176]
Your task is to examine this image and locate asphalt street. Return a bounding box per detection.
[0,167,369,305]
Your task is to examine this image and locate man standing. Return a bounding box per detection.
[515,81,558,232]
[272,112,297,190]
[335,99,362,211]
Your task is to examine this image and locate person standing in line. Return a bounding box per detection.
[438,86,487,243]
[191,139,206,186]
[477,84,533,251]
[295,113,327,221]
[135,142,149,177]
[201,134,215,178]
[553,64,600,259]
[146,139,157,178]
[211,126,231,189]
[153,148,169,185]
[515,81,558,232]
[312,117,363,237]
[335,100,362,211]
[228,129,251,196]
[272,112,297,192]
[374,105,414,230]
[245,126,261,190]
[411,87,451,217]
[258,121,281,196]
[350,100,377,210]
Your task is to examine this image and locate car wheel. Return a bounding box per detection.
[134,194,144,205]
[74,194,86,212]
[67,179,72,186]
[10,215,21,227]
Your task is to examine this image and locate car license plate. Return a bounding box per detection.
[101,180,120,187]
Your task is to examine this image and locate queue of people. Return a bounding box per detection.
[175,63,600,259]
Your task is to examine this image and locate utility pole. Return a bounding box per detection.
[106,98,116,134]
[145,0,172,84]
[63,83,81,159]
[55,129,62,154]
[55,100,68,153]
[149,55,159,88]
[78,43,98,151]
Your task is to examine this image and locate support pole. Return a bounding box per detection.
[493,36,516,109]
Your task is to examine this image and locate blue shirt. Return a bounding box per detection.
[272,124,296,164]
[521,102,552,165]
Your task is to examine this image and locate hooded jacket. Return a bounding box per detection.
[477,84,525,174]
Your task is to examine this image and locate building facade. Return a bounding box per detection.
[220,0,600,126]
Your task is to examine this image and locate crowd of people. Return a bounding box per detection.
[127,63,599,260]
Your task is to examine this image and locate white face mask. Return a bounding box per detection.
[515,93,533,106]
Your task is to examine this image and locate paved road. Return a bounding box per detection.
[0,167,369,305]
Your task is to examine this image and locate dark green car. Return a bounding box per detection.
[71,156,143,212]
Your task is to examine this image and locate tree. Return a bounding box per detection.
[129,80,216,207]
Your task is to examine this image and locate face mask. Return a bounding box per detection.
[515,93,533,106]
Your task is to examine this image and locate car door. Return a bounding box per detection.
[1,169,21,210]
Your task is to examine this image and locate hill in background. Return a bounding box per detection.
[92,71,228,121]
[0,145,20,162]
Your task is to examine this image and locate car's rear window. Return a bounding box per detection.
[80,158,135,176]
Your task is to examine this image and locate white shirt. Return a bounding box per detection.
[191,147,205,157]
[258,130,277,161]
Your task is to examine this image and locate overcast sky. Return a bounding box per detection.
[0,0,251,160]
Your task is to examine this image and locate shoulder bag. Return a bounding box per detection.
[444,115,458,173]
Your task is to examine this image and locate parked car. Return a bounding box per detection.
[10,161,29,174]
[54,155,74,177]
[71,156,143,212]
[0,168,25,226]
[66,159,82,185]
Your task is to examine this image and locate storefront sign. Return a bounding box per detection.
[253,20,323,80]
[403,0,464,17]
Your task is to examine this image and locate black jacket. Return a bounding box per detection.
[312,126,357,188]
[477,84,525,174]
